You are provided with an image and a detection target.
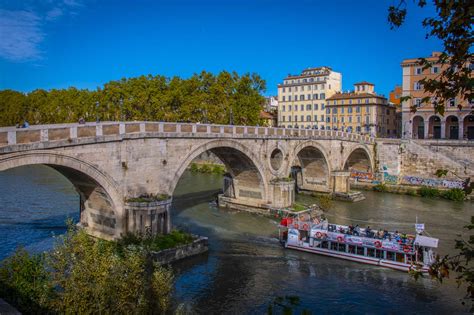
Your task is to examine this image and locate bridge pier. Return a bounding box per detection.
[331,171,365,202]
[125,198,172,236]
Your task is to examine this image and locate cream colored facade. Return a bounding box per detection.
[277,66,342,129]
[401,51,474,139]
[326,82,397,138]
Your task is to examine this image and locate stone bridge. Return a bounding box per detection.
[0,122,376,239]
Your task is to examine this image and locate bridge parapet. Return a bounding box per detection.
[0,121,375,151]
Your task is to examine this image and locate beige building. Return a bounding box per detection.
[401,51,474,139]
[277,66,342,129]
[326,82,397,138]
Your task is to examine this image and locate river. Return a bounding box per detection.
[0,165,472,313]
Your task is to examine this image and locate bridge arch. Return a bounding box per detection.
[0,151,124,239]
[343,145,374,181]
[288,141,332,192]
[169,139,269,204]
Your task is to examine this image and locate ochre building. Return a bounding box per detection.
[326,82,397,138]
[401,51,474,139]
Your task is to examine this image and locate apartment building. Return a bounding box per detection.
[401,51,474,139]
[277,66,342,129]
[326,82,397,138]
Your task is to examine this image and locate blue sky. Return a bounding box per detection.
[0,0,441,97]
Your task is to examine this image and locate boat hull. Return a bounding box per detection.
[286,243,430,274]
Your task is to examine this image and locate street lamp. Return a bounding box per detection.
[95,101,100,123]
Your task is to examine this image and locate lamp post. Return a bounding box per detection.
[95,101,99,123]
[119,98,124,122]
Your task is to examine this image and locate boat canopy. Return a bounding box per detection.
[414,235,438,248]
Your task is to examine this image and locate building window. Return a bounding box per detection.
[414,99,422,107]
[313,94,319,100]
[295,105,298,111]
[348,107,353,113]
[326,117,330,123]
[366,106,370,113]
[414,82,422,90]
[294,115,298,122]
[341,100,344,105]
[282,105,285,112]
[321,104,325,109]
[320,93,325,99]
[307,94,311,100]
[449,98,456,107]
[282,96,286,102]
[326,108,330,114]
[341,107,344,114]
[289,105,292,111]
[349,100,352,104]
[288,87,292,92]
[300,95,305,101]
[282,87,286,92]
[341,117,345,123]
[416,67,422,75]
[306,115,311,122]
[321,115,324,121]
[366,116,370,124]
[300,105,304,111]
[314,115,318,121]
[282,116,285,122]
[288,116,292,122]
[356,106,361,113]
[333,116,337,123]
[314,104,318,110]
[356,126,361,132]
[365,99,369,104]
[301,115,304,121]
[432,66,439,74]
[386,109,389,115]
[288,95,292,101]
[357,116,361,123]
[349,116,352,123]
[306,104,311,110]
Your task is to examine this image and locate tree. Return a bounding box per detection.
[388,0,473,115]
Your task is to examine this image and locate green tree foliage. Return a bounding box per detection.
[0,71,266,127]
[388,0,473,115]
[0,223,174,314]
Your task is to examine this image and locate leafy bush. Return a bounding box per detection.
[373,183,388,192]
[442,188,465,201]
[316,194,333,210]
[118,229,195,252]
[0,223,174,314]
[418,186,440,198]
[190,162,199,173]
[212,164,225,175]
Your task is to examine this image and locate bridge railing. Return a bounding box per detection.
[0,121,375,147]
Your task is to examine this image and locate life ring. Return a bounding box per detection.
[303,223,309,230]
[316,232,323,239]
[293,223,299,229]
[403,245,411,253]
[374,241,382,248]
[337,236,344,243]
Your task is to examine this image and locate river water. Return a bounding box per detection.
[0,165,472,313]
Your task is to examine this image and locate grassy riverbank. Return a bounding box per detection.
[370,183,467,201]
[0,222,196,314]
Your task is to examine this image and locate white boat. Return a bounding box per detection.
[278,215,438,273]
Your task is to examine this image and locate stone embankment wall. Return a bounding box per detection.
[151,236,208,265]
[373,139,474,191]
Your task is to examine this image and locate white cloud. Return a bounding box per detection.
[0,1,83,62]
[46,7,63,21]
[0,9,44,61]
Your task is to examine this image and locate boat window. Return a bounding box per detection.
[330,242,338,250]
[321,241,329,249]
[396,253,405,263]
[375,250,384,258]
[338,244,346,252]
[328,224,336,232]
[356,246,364,256]
[387,251,395,261]
[367,248,375,257]
[348,245,356,254]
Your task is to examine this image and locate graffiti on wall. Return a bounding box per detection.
[383,173,399,184]
[350,171,375,182]
[401,176,464,189]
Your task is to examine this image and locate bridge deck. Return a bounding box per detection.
[0,122,374,151]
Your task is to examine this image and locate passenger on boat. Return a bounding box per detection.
[366,226,373,237]
[322,218,328,230]
[383,230,389,239]
[354,225,360,236]
[377,229,384,239]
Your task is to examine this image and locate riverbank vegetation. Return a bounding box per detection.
[370,183,467,201]
[0,222,176,314]
[118,229,195,252]
[0,71,266,127]
[189,162,226,175]
[126,193,170,203]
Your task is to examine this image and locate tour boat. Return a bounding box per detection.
[278,215,439,273]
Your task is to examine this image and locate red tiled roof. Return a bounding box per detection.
[326,92,386,100]
[354,81,374,86]
[259,111,275,119]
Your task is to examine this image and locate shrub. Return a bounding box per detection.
[200,164,212,173]
[316,194,333,210]
[212,164,225,175]
[442,188,465,201]
[418,186,440,198]
[0,223,174,314]
[190,162,199,173]
[373,183,388,192]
